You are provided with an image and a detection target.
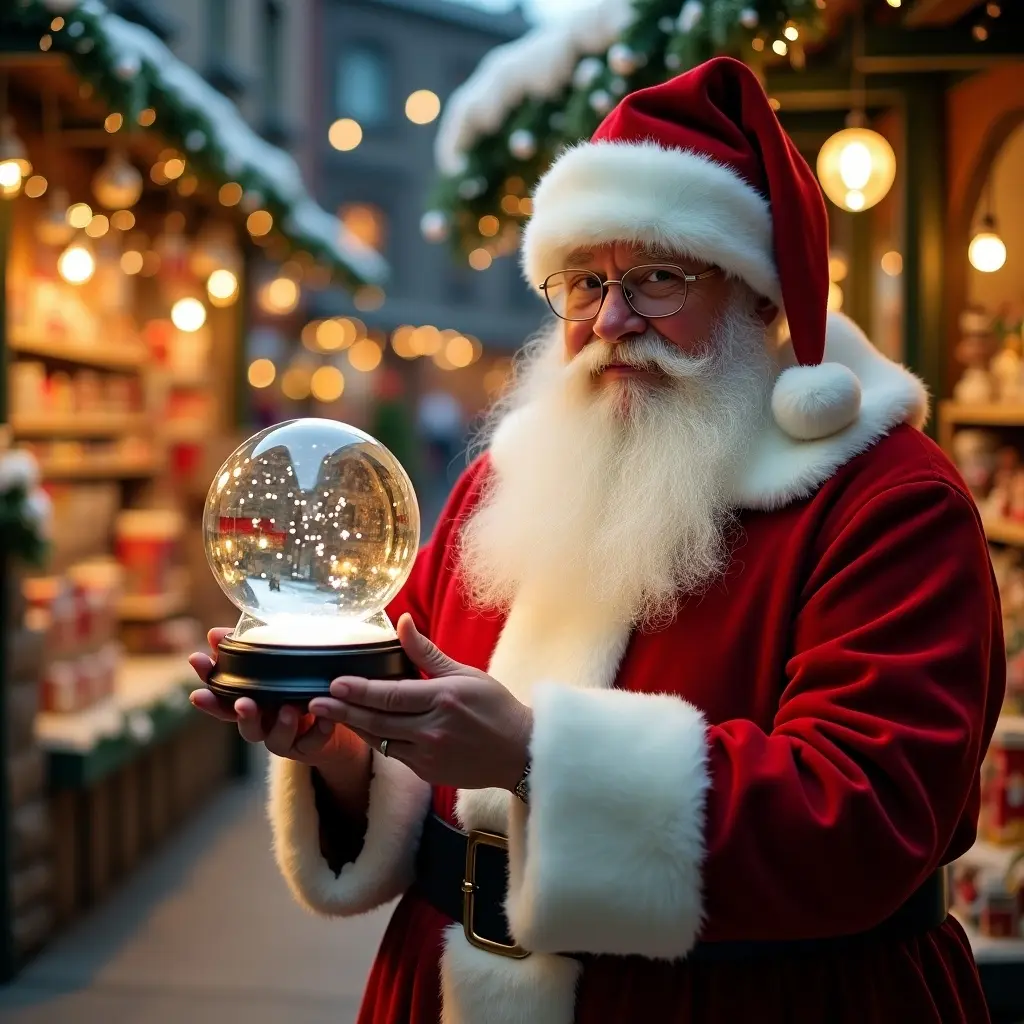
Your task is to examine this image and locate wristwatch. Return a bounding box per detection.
[514,761,531,805]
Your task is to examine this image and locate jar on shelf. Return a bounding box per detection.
[115,509,184,597]
[983,723,1024,845]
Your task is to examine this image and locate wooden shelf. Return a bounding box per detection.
[983,517,1024,547]
[40,453,162,481]
[11,413,147,439]
[939,401,1024,428]
[9,335,147,372]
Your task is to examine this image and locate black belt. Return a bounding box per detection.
[414,812,949,962]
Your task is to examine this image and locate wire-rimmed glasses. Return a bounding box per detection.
[540,264,719,322]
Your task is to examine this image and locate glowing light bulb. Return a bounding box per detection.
[207,268,239,306]
[58,240,96,284]
[969,231,1007,274]
[171,297,207,332]
[817,127,896,213]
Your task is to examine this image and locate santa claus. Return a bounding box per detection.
[191,57,1003,1024]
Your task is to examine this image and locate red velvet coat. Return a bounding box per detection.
[267,315,1003,1024]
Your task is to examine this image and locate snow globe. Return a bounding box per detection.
[203,419,420,704]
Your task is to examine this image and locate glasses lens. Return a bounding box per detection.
[622,265,688,317]
[544,271,604,321]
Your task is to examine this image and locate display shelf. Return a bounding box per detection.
[36,655,194,789]
[939,402,1024,428]
[117,572,189,621]
[983,517,1024,547]
[160,420,210,443]
[11,413,148,439]
[994,714,1024,739]
[39,453,162,481]
[8,334,147,372]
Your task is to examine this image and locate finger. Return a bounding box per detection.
[235,698,269,744]
[189,652,214,684]
[325,677,437,714]
[315,700,426,740]
[207,626,234,656]
[294,719,334,758]
[347,726,416,766]
[189,688,238,722]
[263,704,301,756]
[397,614,474,680]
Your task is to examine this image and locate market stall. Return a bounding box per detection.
[0,1,385,980]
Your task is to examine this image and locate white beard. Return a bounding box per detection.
[458,298,776,629]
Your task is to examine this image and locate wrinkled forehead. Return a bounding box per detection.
[564,241,694,268]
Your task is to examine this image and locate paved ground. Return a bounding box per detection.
[0,751,392,1023]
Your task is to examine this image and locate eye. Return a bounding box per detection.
[567,273,601,292]
[642,267,684,285]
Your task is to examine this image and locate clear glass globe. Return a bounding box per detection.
[203,419,420,648]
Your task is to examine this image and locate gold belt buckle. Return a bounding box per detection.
[462,829,530,959]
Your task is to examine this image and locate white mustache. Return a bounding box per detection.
[569,333,717,383]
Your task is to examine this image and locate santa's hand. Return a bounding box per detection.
[308,613,532,791]
[188,628,354,764]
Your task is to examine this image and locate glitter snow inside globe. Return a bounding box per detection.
[203,418,420,704]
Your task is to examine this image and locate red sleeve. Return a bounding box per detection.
[701,480,1004,940]
[385,454,491,634]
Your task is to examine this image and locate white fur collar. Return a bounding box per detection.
[490,312,928,513]
[731,312,928,510]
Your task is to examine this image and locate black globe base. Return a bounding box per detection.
[206,634,416,706]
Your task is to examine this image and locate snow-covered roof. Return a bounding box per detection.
[11,0,387,289]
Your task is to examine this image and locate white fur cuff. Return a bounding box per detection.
[505,684,710,959]
[267,752,431,916]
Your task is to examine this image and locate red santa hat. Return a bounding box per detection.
[521,56,862,442]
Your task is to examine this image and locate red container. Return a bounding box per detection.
[115,510,183,597]
[986,725,1024,845]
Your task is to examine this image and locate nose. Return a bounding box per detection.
[591,282,647,344]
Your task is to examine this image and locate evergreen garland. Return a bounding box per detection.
[427,0,823,261]
[7,0,386,291]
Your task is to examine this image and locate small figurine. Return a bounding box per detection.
[952,430,999,498]
[954,307,997,404]
[990,331,1024,405]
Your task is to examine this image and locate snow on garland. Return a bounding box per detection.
[9,0,387,290]
[428,0,823,260]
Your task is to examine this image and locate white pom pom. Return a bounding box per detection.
[508,129,537,160]
[771,362,861,441]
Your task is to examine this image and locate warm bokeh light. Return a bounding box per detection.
[138,108,157,127]
[281,365,312,400]
[311,365,346,403]
[405,90,441,125]
[444,334,476,369]
[880,251,903,277]
[24,175,47,198]
[827,282,844,312]
[247,210,273,236]
[171,297,207,332]
[258,276,300,315]
[104,112,123,133]
[219,182,243,206]
[120,250,144,275]
[478,215,500,237]
[140,250,162,276]
[163,157,185,180]
[410,325,442,356]
[469,248,492,271]
[391,325,417,359]
[247,358,277,388]
[329,118,363,151]
[111,209,135,231]
[828,253,848,282]
[66,202,93,229]
[317,318,358,351]
[85,214,110,238]
[348,338,383,372]
[207,268,239,306]
[58,241,96,284]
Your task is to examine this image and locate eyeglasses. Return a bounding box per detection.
[540,264,719,322]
